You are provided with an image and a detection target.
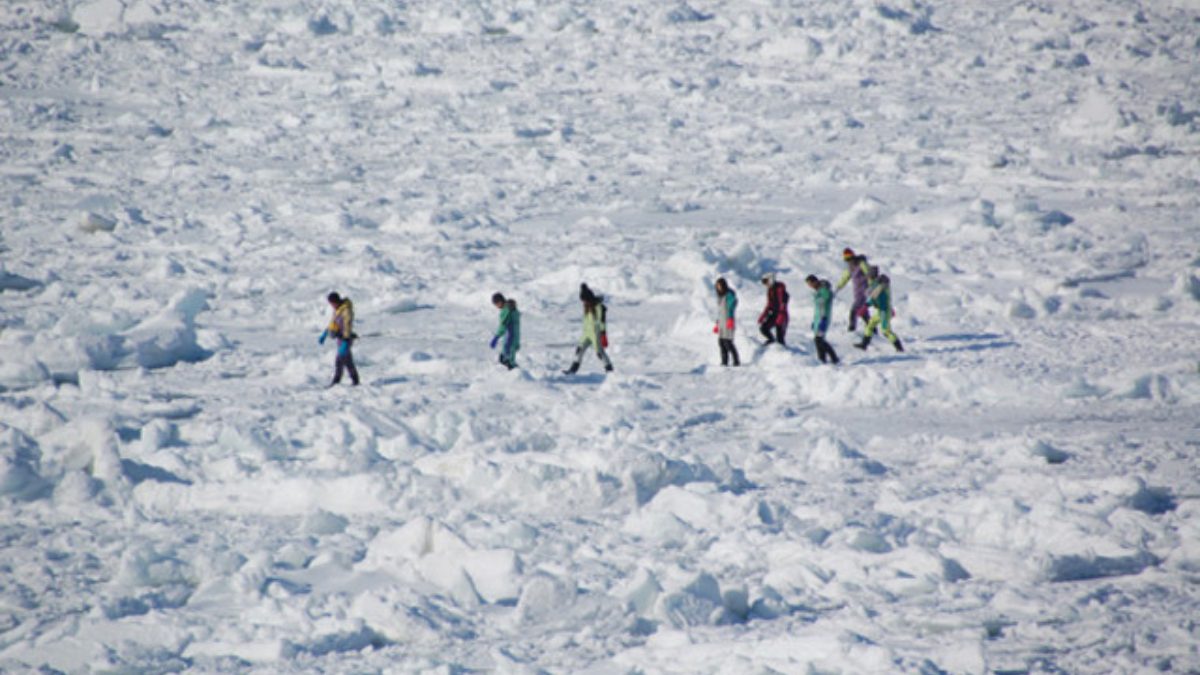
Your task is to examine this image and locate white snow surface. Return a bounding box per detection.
[2,0,1199,672]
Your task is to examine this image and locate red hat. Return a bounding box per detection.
[842,248,855,260]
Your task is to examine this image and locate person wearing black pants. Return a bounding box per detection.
[714,277,740,367]
[806,275,840,365]
[757,272,790,346]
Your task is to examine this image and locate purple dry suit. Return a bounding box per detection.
[835,257,871,330]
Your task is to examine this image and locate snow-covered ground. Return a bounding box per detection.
[2,0,1199,671]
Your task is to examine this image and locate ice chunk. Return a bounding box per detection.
[121,288,211,369]
[73,0,125,36]
[0,425,46,500]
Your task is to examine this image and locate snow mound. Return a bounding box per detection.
[0,425,47,500]
[829,195,889,229]
[121,288,211,369]
[361,517,522,606]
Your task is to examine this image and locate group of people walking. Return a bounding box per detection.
[708,246,905,369]
[487,283,613,375]
[316,247,904,386]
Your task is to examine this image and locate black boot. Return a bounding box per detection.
[564,361,580,375]
[605,363,614,372]
[893,338,904,353]
[854,336,871,350]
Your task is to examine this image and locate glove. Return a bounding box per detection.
[713,324,719,334]
[490,335,499,349]
[601,333,608,349]
[319,330,327,345]
[337,340,349,356]
[726,319,735,330]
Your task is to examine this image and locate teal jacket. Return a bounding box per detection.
[867,276,891,314]
[812,281,833,330]
[495,301,520,352]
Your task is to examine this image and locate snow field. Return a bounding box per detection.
[3,0,1200,671]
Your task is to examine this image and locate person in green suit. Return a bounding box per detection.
[855,266,904,352]
[805,275,840,365]
[564,283,614,375]
[490,292,521,369]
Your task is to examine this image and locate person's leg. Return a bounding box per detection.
[816,336,839,364]
[344,348,360,385]
[760,322,774,343]
[776,322,787,346]
[719,339,730,366]
[728,339,740,366]
[565,343,587,374]
[596,345,614,372]
[331,355,344,385]
[880,314,903,351]
[857,315,880,349]
[503,334,518,369]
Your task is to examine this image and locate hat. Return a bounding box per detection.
[842,248,855,260]
[327,292,341,303]
[491,292,506,304]
[580,283,597,303]
[805,274,818,284]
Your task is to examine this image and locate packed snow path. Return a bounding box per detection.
[2,0,1199,672]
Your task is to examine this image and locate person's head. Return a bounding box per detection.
[805,274,819,289]
[867,265,880,280]
[580,283,597,304]
[842,247,855,262]
[491,292,506,308]
[327,292,342,307]
[761,272,775,287]
[714,277,728,295]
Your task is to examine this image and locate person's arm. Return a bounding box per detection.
[835,269,851,291]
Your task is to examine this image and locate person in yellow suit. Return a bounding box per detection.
[564,284,614,375]
[855,267,904,352]
[319,292,360,386]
